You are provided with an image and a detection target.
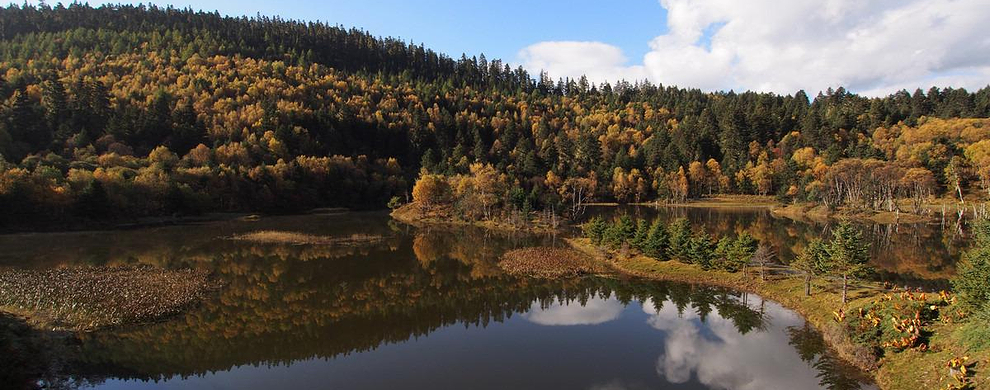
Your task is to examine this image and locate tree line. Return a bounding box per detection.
[583,216,873,304]
[1,4,989,229]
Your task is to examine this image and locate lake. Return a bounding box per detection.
[584,205,969,285]
[1,207,959,389]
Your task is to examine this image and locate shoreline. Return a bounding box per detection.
[769,203,936,225]
[564,237,981,390]
[390,203,565,234]
[0,207,360,236]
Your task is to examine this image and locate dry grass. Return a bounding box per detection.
[0,266,222,331]
[229,230,383,246]
[498,247,611,279]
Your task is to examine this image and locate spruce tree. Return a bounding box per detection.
[826,222,871,304]
[668,218,692,262]
[632,219,650,250]
[643,219,669,259]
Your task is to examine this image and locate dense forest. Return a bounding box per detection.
[1,3,989,229]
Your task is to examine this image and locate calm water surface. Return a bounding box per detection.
[585,205,969,284]
[0,209,943,389]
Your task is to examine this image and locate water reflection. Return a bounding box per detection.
[0,212,873,389]
[646,297,825,390]
[523,295,624,326]
[585,205,966,284]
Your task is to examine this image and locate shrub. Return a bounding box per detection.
[387,196,403,209]
[844,292,946,358]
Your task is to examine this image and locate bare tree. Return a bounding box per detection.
[751,244,776,281]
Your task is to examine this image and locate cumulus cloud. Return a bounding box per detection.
[516,0,990,96]
[522,294,624,326]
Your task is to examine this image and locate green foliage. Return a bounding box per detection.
[631,219,650,250]
[0,4,988,231]
[387,196,403,210]
[667,218,692,262]
[794,239,831,276]
[715,233,758,272]
[714,237,734,268]
[957,303,990,351]
[641,219,669,260]
[844,292,947,358]
[603,215,636,249]
[826,222,871,278]
[583,217,608,245]
[793,238,831,295]
[953,221,990,309]
[687,231,717,270]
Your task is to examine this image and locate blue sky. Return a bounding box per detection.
[23,0,990,95]
[63,0,668,68]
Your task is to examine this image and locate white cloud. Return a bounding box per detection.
[516,0,990,96]
[522,294,624,326]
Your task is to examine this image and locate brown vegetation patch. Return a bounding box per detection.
[0,266,221,331]
[498,247,611,279]
[229,230,384,246]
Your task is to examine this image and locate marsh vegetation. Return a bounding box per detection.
[498,247,610,278]
[0,266,220,331]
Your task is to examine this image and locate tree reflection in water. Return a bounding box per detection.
[0,212,873,389]
[585,205,966,285]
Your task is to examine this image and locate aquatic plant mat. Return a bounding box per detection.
[229,231,384,246]
[0,266,221,331]
[498,247,611,278]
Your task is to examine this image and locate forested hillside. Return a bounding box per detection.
[0,3,989,229]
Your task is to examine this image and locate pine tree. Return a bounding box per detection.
[604,215,636,249]
[632,219,650,250]
[668,218,692,261]
[643,219,669,260]
[793,239,829,296]
[688,230,716,270]
[826,223,871,304]
[583,217,608,245]
[952,221,990,309]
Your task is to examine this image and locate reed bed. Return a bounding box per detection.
[0,266,221,331]
[498,247,611,279]
[229,230,383,246]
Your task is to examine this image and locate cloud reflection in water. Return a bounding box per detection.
[522,295,624,326]
[642,296,825,390]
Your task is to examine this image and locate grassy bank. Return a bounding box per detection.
[0,266,222,331]
[565,237,986,390]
